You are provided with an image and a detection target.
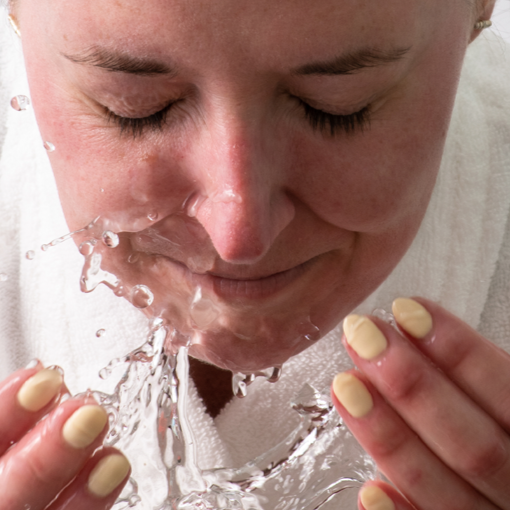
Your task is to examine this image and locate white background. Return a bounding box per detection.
[491,0,510,42]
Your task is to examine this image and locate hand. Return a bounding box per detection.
[0,362,131,509]
[331,297,510,510]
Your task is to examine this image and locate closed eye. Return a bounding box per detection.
[297,98,371,137]
[105,102,175,137]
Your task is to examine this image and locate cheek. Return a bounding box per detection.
[288,120,444,234]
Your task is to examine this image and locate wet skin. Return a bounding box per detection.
[17,0,476,372]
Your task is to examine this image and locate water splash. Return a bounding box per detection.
[10,95,30,111]
[232,367,282,398]
[41,222,93,252]
[87,327,376,510]
[29,216,376,509]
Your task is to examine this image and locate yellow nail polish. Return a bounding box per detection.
[392,298,433,339]
[359,485,395,510]
[17,368,63,412]
[88,454,131,498]
[343,315,387,360]
[332,372,373,418]
[62,405,108,449]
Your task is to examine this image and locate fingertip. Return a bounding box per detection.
[359,484,395,510]
[391,297,433,339]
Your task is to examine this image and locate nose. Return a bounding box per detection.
[192,125,295,265]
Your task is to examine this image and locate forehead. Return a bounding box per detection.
[39,0,442,70]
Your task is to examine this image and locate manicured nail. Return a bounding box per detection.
[359,485,395,510]
[62,405,108,449]
[392,298,433,339]
[88,454,131,497]
[343,315,388,360]
[332,372,373,418]
[17,368,63,412]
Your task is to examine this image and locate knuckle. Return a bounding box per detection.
[456,432,508,479]
[383,362,431,404]
[26,451,64,486]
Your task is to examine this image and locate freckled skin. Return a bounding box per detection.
[16,0,477,372]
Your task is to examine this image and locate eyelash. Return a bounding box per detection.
[105,98,371,138]
[105,102,174,137]
[299,100,371,137]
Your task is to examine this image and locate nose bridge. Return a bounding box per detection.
[194,100,294,264]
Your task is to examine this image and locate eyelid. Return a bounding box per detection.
[104,101,175,137]
[295,94,368,116]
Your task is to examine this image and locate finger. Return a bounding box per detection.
[332,370,498,510]
[47,447,131,510]
[0,361,64,455]
[392,297,510,432]
[342,315,510,509]
[359,481,416,510]
[0,397,109,510]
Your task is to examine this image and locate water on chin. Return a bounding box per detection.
[30,217,377,510]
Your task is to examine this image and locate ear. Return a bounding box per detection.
[469,0,497,43]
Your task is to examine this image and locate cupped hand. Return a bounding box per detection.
[331,298,510,510]
[0,362,131,509]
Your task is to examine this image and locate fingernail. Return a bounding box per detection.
[88,454,131,497]
[24,358,40,370]
[332,372,373,418]
[17,368,63,412]
[62,405,108,449]
[392,298,433,339]
[343,315,387,360]
[359,485,395,510]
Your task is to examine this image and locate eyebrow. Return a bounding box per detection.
[293,47,411,76]
[62,47,176,76]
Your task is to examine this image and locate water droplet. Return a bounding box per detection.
[0,273,8,282]
[114,285,125,297]
[10,95,30,111]
[100,188,105,193]
[185,195,205,218]
[212,189,243,204]
[148,211,159,222]
[128,252,140,264]
[79,240,96,256]
[43,141,55,152]
[99,367,111,380]
[41,244,49,251]
[96,328,106,338]
[130,285,154,309]
[102,230,120,248]
[25,250,35,260]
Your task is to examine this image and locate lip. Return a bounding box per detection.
[156,254,318,301]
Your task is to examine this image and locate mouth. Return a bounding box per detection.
[155,255,318,301]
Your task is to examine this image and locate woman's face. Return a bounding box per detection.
[17,0,475,371]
